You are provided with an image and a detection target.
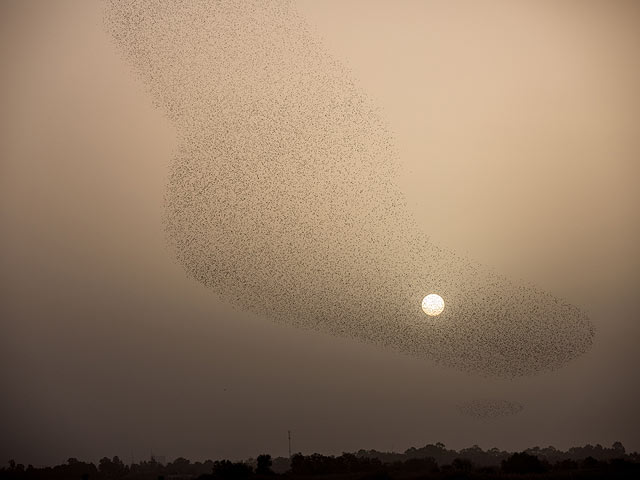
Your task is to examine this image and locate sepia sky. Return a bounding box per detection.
[1,0,639,466]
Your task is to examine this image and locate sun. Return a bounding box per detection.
[422,294,445,316]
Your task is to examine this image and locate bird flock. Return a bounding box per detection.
[103,0,595,378]
[457,399,525,420]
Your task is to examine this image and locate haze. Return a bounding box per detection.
[1,0,639,467]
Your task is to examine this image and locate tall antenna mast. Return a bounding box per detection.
[288,430,292,458]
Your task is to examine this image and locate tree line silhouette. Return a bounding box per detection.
[2,442,638,480]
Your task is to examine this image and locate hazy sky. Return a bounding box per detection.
[1,0,639,467]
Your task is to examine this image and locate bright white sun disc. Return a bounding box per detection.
[422,294,445,316]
